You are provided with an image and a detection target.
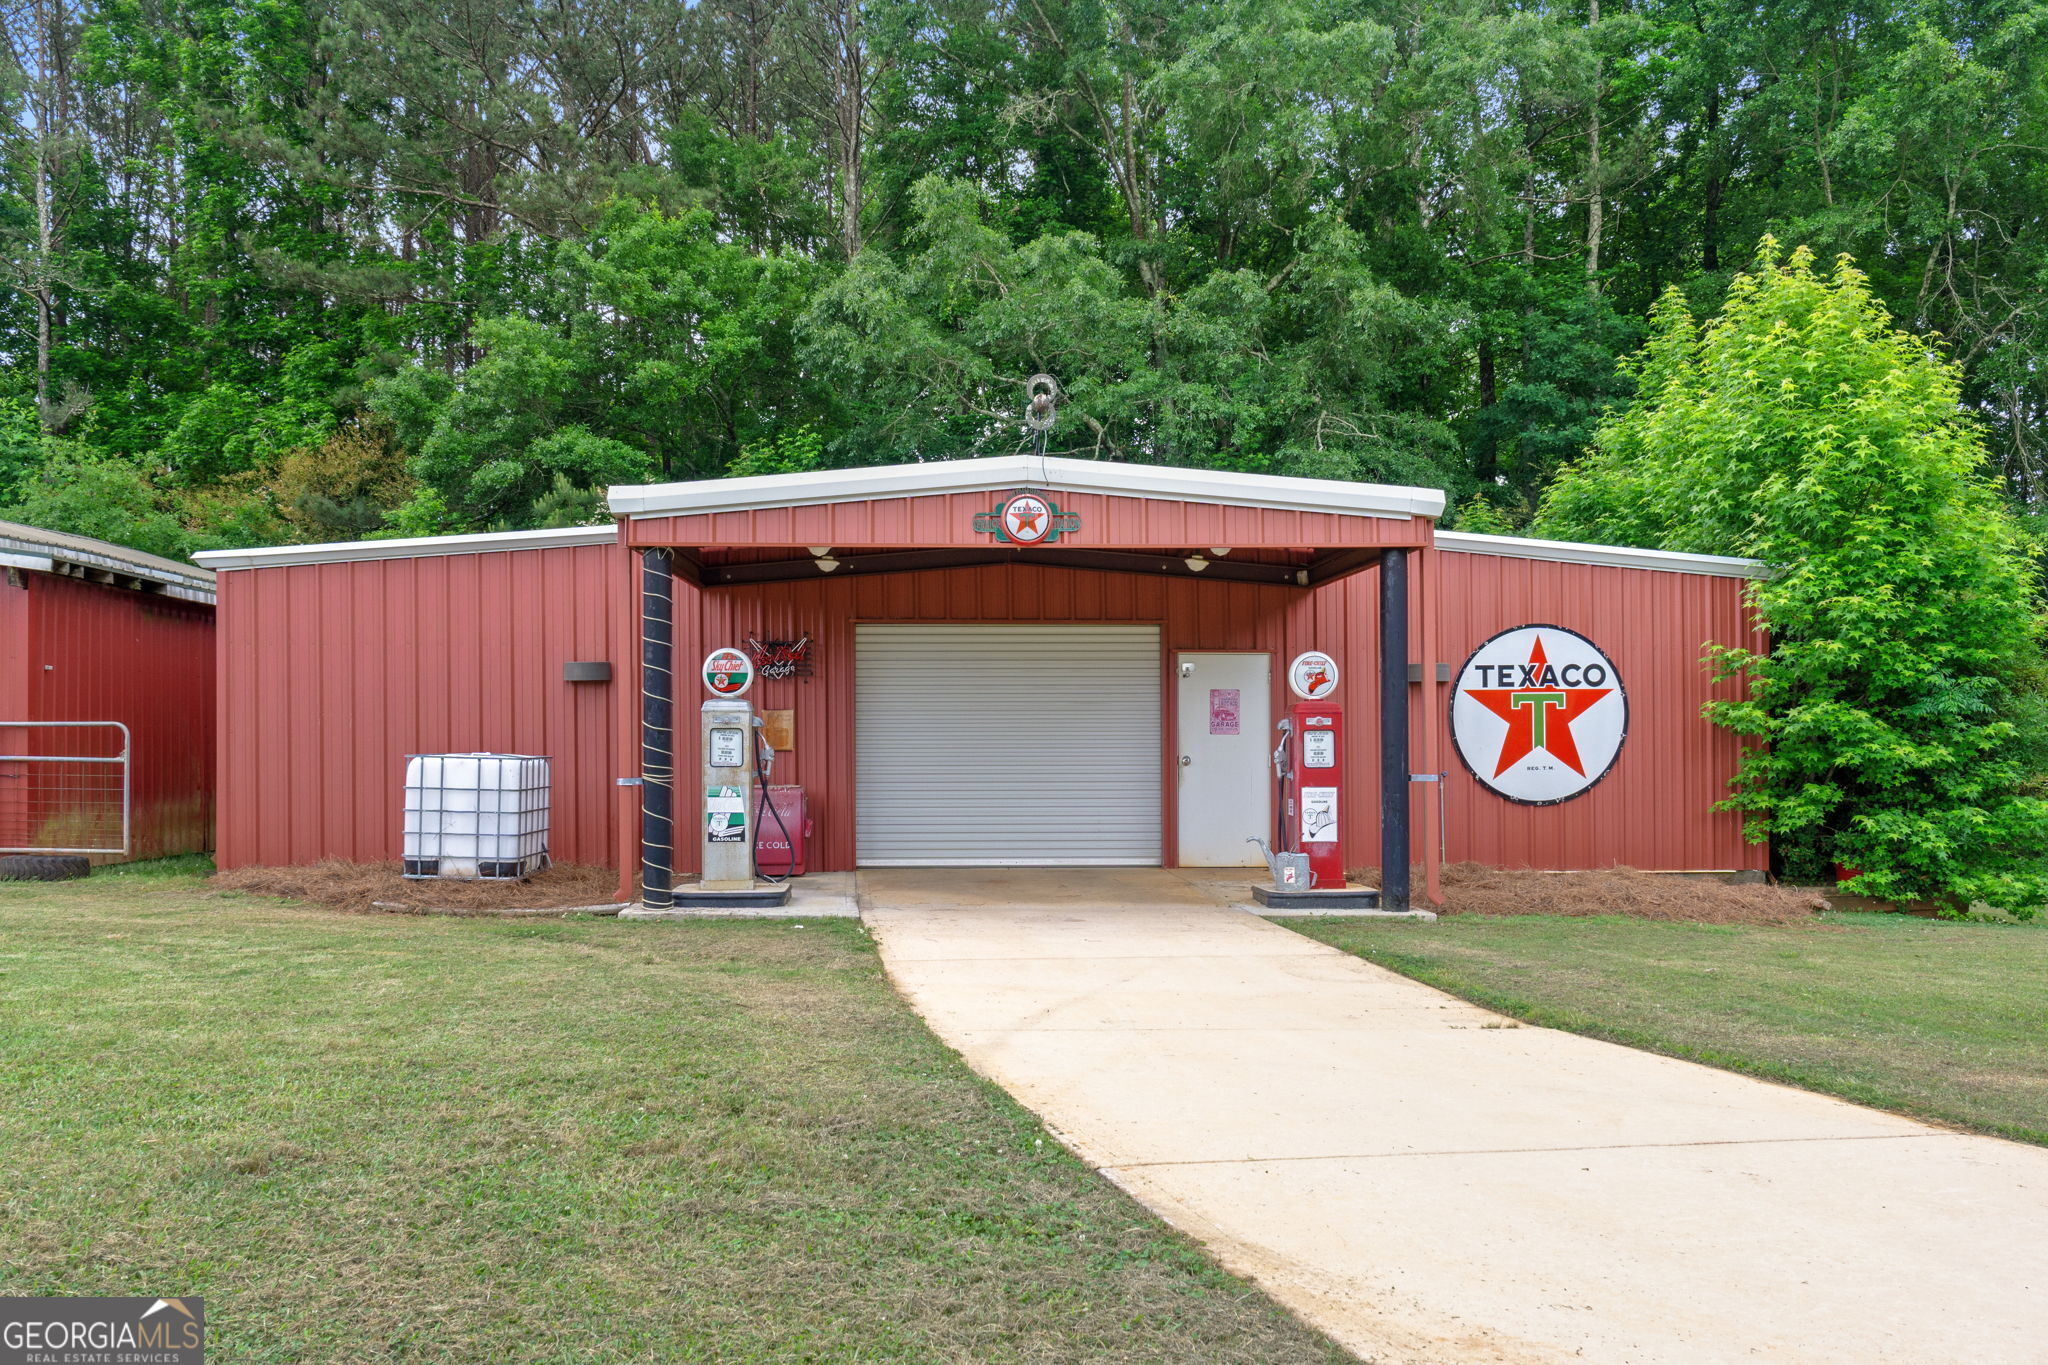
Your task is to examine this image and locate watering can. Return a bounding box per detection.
[1248,836,1314,891]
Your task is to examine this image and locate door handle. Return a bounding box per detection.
[1179,755,1192,766]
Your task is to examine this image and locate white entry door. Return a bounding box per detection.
[1175,653,1272,866]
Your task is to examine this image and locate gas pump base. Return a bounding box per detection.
[625,880,793,914]
[1250,882,1407,914]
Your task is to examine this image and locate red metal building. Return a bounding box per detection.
[198,457,1767,903]
[1,520,217,861]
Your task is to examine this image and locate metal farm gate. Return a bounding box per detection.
[0,722,130,856]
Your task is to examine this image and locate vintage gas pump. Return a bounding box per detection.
[1289,700,1343,888]
[698,646,758,892]
[1285,649,1345,890]
[1249,649,1373,909]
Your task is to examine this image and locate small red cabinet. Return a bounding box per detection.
[754,785,811,876]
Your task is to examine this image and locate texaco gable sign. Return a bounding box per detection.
[973,490,1081,545]
[1450,625,1627,805]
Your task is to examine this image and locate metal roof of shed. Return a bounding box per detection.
[1435,531,1765,578]
[607,454,1449,521]
[0,518,216,603]
[189,460,1767,581]
[194,524,614,571]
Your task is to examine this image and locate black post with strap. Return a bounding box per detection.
[1379,547,1411,911]
[640,549,675,909]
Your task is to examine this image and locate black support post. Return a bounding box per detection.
[640,549,675,909]
[1379,547,1411,911]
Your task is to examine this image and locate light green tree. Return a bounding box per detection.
[1538,242,2048,914]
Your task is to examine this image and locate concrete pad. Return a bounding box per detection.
[863,868,2048,1364]
[622,871,858,919]
[862,865,1219,912]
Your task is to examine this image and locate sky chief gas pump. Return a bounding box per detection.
[688,646,793,906]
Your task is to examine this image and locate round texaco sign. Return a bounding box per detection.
[1449,625,1627,805]
[1000,492,1054,545]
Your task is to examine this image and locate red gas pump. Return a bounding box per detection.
[1282,650,1346,889]
[1289,701,1344,887]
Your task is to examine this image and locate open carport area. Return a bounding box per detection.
[865,869,2048,1364]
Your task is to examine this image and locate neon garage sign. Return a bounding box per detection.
[1449,625,1627,805]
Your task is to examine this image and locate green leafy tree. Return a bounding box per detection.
[1539,242,2048,914]
[801,174,1463,486]
[4,444,187,557]
[372,203,821,526]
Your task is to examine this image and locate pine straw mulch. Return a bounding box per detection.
[211,860,625,916]
[1353,862,1830,926]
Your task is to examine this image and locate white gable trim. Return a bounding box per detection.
[607,455,1447,521]
[1435,530,1764,578]
[193,524,618,571]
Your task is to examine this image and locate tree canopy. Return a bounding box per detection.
[0,0,2040,554]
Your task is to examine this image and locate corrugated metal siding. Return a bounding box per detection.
[673,561,1377,874]
[855,624,1163,864]
[0,571,25,717]
[25,572,215,859]
[1427,550,1766,871]
[628,493,1434,550]
[214,507,1762,879]
[213,543,627,870]
[675,550,1757,875]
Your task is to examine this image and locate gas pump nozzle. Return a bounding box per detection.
[1272,716,1298,855]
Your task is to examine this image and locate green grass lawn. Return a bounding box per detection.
[1284,910,2048,1146]
[0,862,1346,1364]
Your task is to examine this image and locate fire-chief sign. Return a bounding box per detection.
[1449,624,1627,805]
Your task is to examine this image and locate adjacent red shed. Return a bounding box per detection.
[0,520,217,861]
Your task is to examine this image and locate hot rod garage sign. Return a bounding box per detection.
[1450,625,1627,805]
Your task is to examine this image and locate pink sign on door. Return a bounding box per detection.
[1208,688,1241,736]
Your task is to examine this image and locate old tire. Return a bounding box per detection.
[0,854,90,881]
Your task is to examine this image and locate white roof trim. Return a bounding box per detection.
[608,454,1447,521]
[1435,530,1764,578]
[192,524,618,571]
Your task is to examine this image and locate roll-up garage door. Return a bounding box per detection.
[856,624,1162,865]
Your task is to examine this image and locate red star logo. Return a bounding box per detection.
[1009,507,1043,534]
[1464,636,1612,777]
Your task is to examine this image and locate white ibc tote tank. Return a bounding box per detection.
[402,753,551,880]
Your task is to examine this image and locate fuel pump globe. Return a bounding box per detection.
[702,646,754,697]
[1287,650,1340,700]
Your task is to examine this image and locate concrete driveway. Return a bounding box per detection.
[861,868,2048,1365]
